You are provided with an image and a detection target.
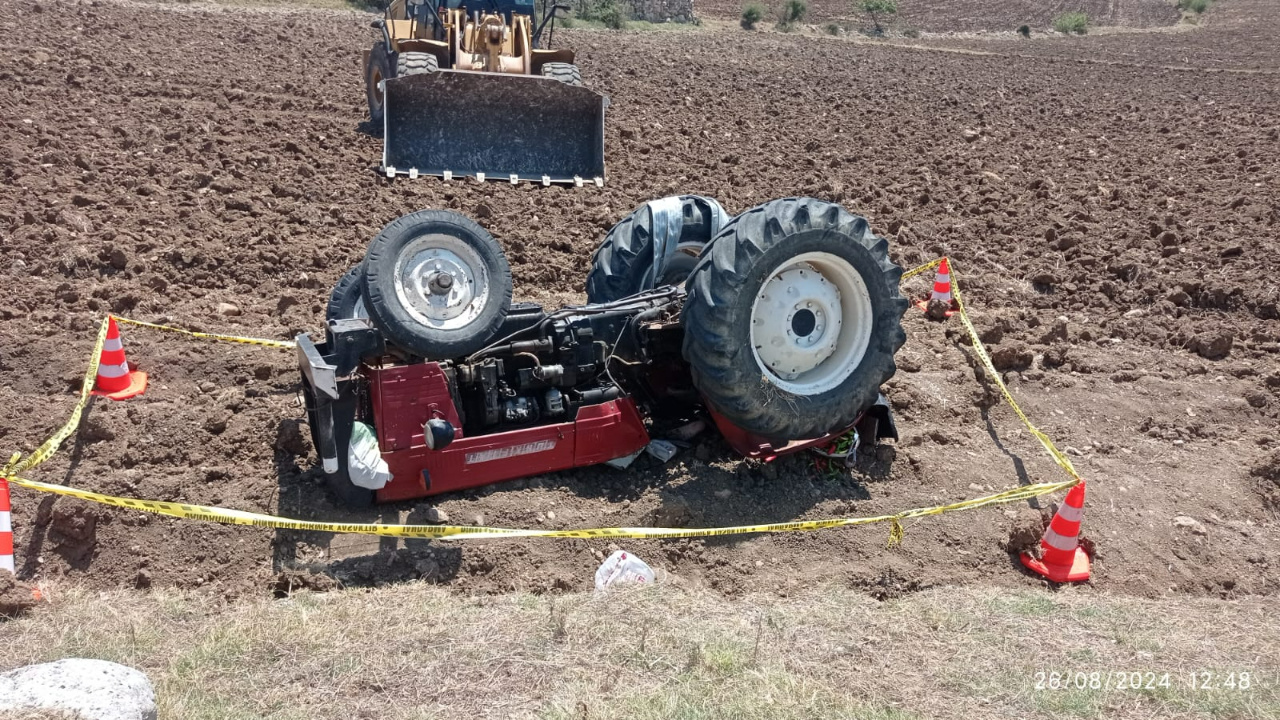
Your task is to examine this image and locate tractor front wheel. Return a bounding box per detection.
[362,210,512,359]
[681,198,908,441]
[327,265,370,324]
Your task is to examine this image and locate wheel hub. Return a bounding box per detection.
[394,238,487,330]
[751,265,842,379]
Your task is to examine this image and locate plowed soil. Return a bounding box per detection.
[1,0,1277,601]
[698,0,1180,32]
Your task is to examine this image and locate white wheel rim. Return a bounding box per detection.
[393,234,489,330]
[352,295,370,321]
[749,251,873,395]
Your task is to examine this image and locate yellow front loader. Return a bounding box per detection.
[366,0,607,185]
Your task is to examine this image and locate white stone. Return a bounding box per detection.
[0,659,156,720]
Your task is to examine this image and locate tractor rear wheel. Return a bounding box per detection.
[366,43,392,125]
[681,197,908,441]
[362,210,512,359]
[540,62,582,87]
[397,52,439,76]
[327,265,370,323]
[585,195,729,303]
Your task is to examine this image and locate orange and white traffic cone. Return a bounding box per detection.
[1020,481,1091,583]
[915,258,956,317]
[0,478,13,574]
[90,317,147,401]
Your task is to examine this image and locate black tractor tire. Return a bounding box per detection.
[397,51,439,76]
[540,62,582,87]
[326,265,370,323]
[585,195,729,303]
[362,210,513,359]
[681,197,908,441]
[366,42,392,125]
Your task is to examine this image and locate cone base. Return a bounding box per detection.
[913,299,956,318]
[1020,548,1091,583]
[91,371,148,401]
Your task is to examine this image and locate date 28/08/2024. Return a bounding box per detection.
[1034,671,1257,692]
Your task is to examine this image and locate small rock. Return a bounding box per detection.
[216,302,241,317]
[56,209,93,234]
[714,489,732,500]
[425,506,448,523]
[202,413,229,435]
[967,483,984,492]
[545,510,556,520]
[0,658,156,720]
[198,381,217,394]
[990,343,1034,371]
[962,129,981,142]
[1245,391,1268,408]
[1172,515,1204,534]
[1030,270,1057,286]
[1193,331,1232,360]
[108,248,129,270]
[472,515,485,526]
[473,203,493,219]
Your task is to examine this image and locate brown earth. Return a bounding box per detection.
[0,0,1277,603]
[697,0,1181,32]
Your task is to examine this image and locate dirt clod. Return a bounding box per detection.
[0,571,39,617]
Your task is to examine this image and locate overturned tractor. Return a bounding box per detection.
[366,0,606,185]
[299,197,907,506]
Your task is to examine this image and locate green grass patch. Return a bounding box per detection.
[1052,11,1089,35]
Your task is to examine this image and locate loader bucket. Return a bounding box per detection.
[382,70,607,185]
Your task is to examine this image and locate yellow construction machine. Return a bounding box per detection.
[366,0,607,185]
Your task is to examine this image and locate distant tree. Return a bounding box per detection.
[741,2,764,29]
[776,0,807,31]
[858,0,898,34]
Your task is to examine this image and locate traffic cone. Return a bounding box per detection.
[90,317,147,401]
[915,258,956,317]
[0,478,13,574]
[1020,481,1091,583]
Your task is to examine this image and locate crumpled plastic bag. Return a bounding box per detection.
[348,421,392,490]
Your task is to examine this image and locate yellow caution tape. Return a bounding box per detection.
[948,262,1082,483]
[901,257,944,282]
[113,316,295,349]
[4,317,109,477]
[2,473,1079,541]
[4,258,1083,543]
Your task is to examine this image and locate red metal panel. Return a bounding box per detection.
[366,363,463,452]
[574,398,650,465]
[373,391,651,502]
[707,407,857,461]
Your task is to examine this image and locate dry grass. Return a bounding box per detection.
[0,583,1276,719]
